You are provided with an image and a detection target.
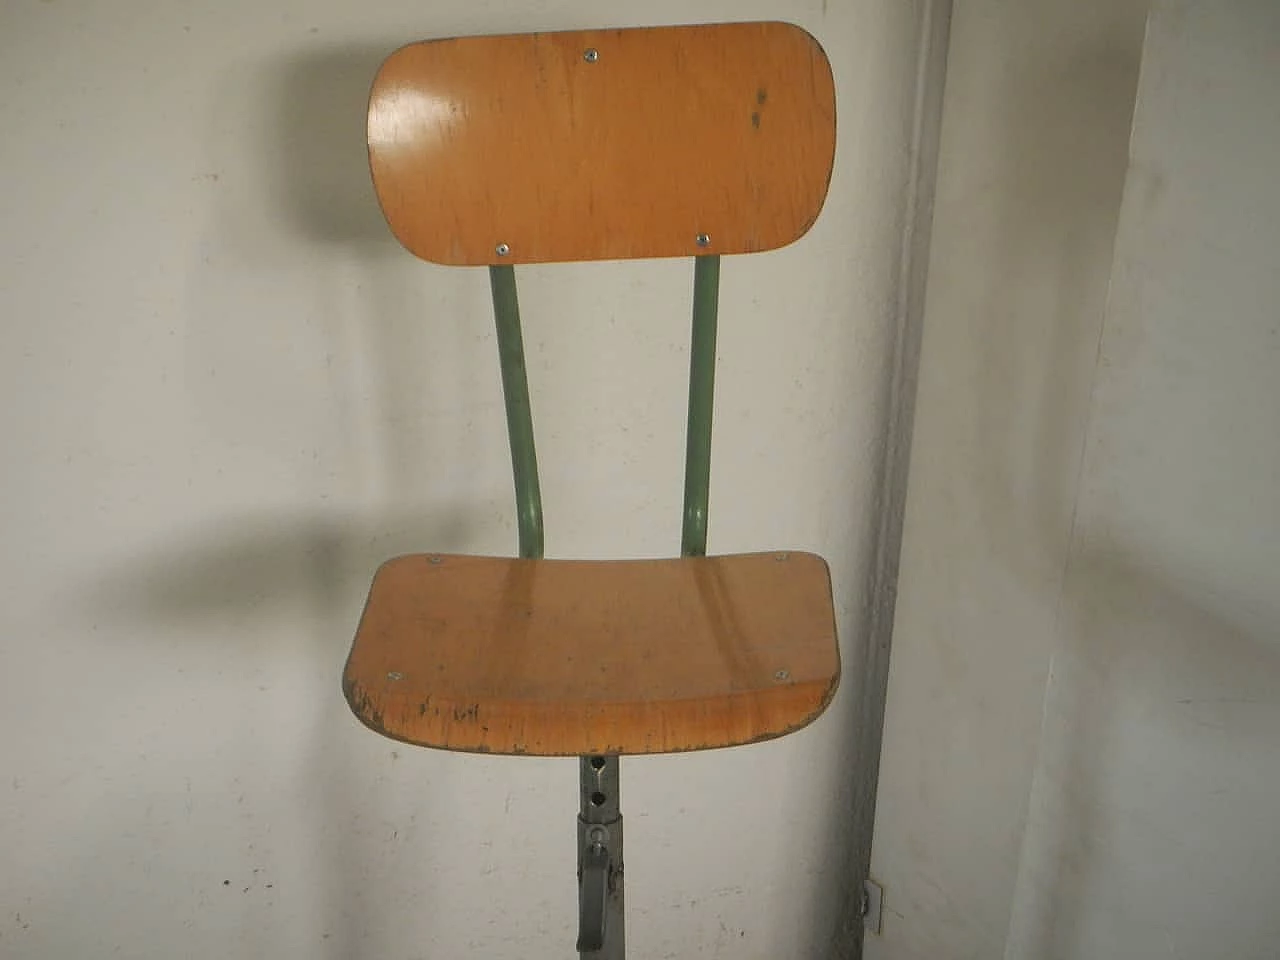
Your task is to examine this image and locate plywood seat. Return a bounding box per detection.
[344,551,839,756]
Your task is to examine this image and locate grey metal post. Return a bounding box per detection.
[577,755,624,958]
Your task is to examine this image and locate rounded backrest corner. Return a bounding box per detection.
[770,19,834,66]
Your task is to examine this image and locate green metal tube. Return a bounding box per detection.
[682,255,721,557]
[489,265,544,560]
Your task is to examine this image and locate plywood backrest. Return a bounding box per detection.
[367,21,836,265]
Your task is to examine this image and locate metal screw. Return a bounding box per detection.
[387,671,404,681]
[583,48,599,62]
[774,669,790,682]
[695,233,711,247]
[429,556,442,565]
[495,242,510,257]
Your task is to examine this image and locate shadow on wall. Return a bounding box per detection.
[971,30,1145,590]
[76,42,493,960]
[268,44,394,247]
[969,24,1147,960]
[77,508,483,960]
[81,507,482,637]
[248,44,495,502]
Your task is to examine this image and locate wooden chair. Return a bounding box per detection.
[343,21,839,957]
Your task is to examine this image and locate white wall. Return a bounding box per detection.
[0,2,930,958]
[1006,2,1280,955]
[871,1,1280,957]
[867,1,1149,955]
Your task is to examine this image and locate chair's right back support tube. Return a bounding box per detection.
[682,255,721,557]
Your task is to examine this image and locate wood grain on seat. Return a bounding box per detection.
[344,552,839,756]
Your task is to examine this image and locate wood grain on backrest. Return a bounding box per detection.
[367,21,836,265]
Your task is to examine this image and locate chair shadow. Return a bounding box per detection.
[267,44,396,249]
[77,505,482,958]
[73,40,497,959]
[80,508,482,635]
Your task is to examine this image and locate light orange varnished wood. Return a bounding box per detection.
[344,552,840,756]
[367,22,836,265]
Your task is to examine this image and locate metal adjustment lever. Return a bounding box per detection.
[577,756,624,957]
[577,829,611,951]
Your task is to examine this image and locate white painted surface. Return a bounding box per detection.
[1006,3,1280,956]
[871,1,1280,957]
[867,2,1149,956]
[0,2,928,958]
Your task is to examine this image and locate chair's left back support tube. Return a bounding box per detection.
[489,264,545,560]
